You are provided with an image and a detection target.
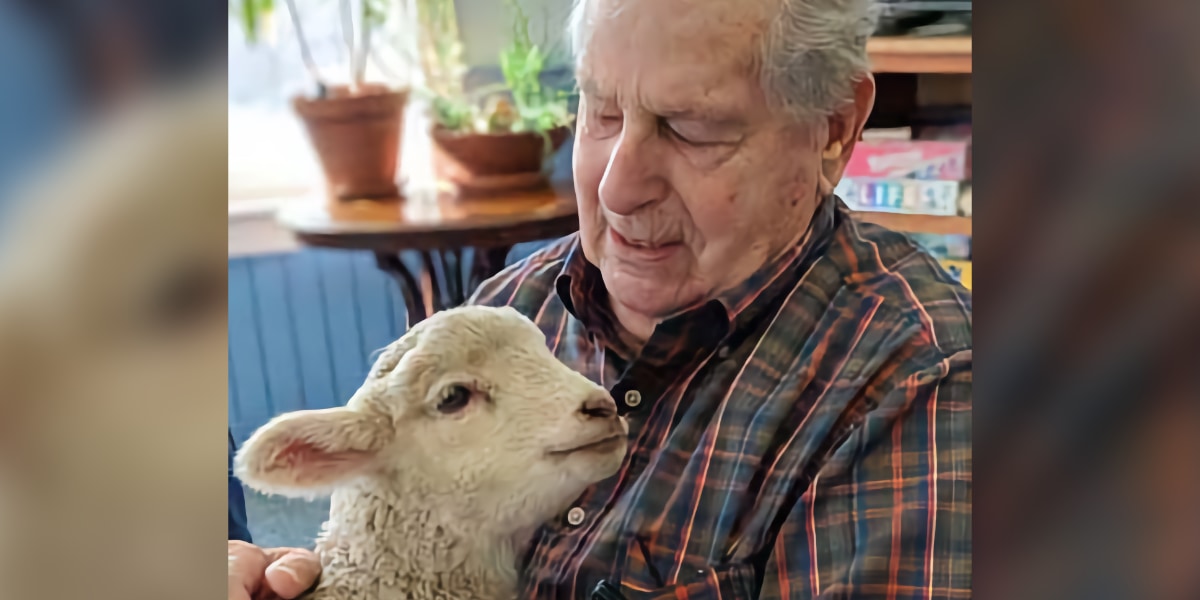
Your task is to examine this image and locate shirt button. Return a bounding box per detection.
[566,507,586,526]
[624,389,642,408]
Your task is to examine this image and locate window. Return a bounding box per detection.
[227,2,421,203]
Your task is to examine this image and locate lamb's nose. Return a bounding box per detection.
[579,392,617,420]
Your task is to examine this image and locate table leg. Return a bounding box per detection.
[443,249,464,307]
[469,246,513,294]
[419,252,441,317]
[375,246,513,326]
[375,252,427,326]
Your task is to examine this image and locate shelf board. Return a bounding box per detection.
[868,36,972,74]
[853,211,972,236]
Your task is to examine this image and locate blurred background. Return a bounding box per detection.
[0,2,228,599]
[0,0,1195,598]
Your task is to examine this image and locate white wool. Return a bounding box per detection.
[236,306,628,600]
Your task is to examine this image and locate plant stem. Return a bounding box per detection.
[340,0,357,92]
[355,0,372,88]
[282,0,327,88]
[415,0,464,98]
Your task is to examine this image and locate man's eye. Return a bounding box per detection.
[662,118,734,147]
[661,120,722,147]
[437,385,473,414]
[665,124,695,144]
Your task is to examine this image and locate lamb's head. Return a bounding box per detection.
[235,305,627,537]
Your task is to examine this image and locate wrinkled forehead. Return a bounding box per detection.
[577,0,769,111]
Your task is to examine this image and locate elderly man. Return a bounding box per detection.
[229,0,972,597]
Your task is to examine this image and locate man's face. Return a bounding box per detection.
[573,0,827,322]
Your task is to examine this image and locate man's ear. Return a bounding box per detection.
[234,407,394,498]
[819,74,876,195]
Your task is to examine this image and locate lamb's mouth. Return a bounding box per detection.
[547,434,625,456]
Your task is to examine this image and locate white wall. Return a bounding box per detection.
[455,0,573,66]
[228,0,573,108]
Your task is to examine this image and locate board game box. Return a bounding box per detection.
[844,140,970,181]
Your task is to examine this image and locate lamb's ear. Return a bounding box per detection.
[234,407,393,498]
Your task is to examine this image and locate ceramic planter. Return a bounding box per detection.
[293,84,409,200]
[431,125,570,196]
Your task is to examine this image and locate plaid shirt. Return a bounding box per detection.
[469,198,972,599]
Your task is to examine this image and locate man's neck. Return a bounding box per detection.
[609,300,656,351]
[607,220,818,351]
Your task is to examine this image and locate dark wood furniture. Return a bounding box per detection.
[867,36,971,74]
[277,182,579,325]
[854,211,971,236]
[277,179,970,327]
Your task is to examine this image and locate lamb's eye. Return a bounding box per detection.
[437,385,472,414]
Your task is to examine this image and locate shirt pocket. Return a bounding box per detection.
[612,532,670,596]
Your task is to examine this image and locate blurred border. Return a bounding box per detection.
[976,0,1200,598]
[0,2,228,600]
[0,0,1198,598]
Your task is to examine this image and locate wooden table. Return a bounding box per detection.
[277,174,967,325]
[277,182,579,324]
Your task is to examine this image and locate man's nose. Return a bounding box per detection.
[579,392,618,420]
[598,131,668,216]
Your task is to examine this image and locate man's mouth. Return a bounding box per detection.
[609,229,683,260]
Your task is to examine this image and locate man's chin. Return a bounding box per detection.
[604,272,701,322]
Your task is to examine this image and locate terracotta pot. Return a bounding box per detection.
[293,84,408,200]
[431,125,570,196]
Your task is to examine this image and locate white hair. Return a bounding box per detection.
[566,0,878,120]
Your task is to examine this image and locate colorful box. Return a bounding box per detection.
[939,259,972,290]
[835,177,960,216]
[844,140,970,181]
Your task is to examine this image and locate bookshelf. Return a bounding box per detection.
[867,36,972,74]
[850,35,972,237]
[854,211,971,236]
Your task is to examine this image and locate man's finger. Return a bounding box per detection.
[228,541,269,600]
[262,548,321,599]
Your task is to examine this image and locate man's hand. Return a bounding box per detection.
[228,541,321,600]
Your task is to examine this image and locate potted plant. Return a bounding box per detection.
[416,0,575,196]
[233,0,413,200]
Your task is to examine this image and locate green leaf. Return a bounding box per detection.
[363,0,388,29]
[234,0,276,45]
[237,0,260,44]
[471,0,575,135]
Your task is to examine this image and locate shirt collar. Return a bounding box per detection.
[554,242,627,350]
[555,195,840,345]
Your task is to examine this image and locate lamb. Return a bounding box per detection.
[234,305,629,600]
